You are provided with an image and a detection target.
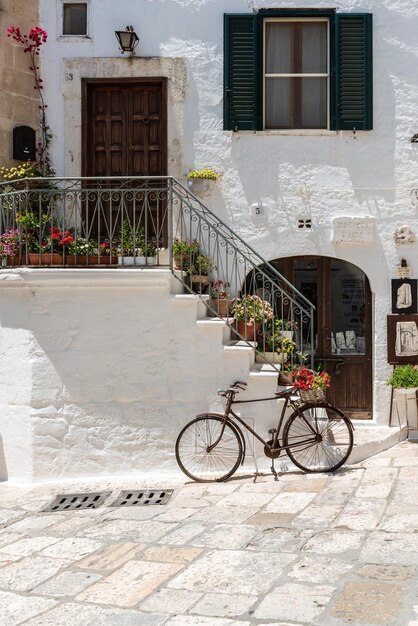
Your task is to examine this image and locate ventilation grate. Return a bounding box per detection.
[110,489,173,507]
[43,491,112,512]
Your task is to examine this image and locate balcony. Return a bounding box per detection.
[0,175,315,369]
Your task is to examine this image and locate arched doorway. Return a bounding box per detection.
[275,256,372,419]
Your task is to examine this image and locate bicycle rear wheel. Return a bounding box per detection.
[175,415,243,482]
[283,403,353,473]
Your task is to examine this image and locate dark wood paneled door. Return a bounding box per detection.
[276,256,373,419]
[83,79,167,177]
[82,79,167,241]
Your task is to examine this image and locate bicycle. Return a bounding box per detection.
[175,375,354,482]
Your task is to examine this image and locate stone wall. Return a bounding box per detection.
[0,0,40,168]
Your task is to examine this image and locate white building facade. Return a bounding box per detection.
[0,0,417,481]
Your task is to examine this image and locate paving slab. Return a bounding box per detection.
[0,441,417,624]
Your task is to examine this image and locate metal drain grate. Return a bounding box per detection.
[43,491,112,512]
[110,489,173,507]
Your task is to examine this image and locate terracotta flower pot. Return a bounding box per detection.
[28,253,63,266]
[213,298,232,317]
[236,319,262,341]
[64,255,117,266]
[173,253,190,270]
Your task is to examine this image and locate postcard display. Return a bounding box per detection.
[331,265,366,355]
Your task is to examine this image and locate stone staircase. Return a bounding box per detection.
[172,284,404,473]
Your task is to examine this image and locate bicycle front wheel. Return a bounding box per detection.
[175,415,243,482]
[283,404,353,473]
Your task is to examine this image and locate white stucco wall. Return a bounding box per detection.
[1,0,413,477]
[0,270,246,482]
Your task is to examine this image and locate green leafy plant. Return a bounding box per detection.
[231,295,273,323]
[172,239,200,256]
[187,168,222,180]
[387,365,418,388]
[187,254,215,276]
[15,211,51,252]
[117,220,143,256]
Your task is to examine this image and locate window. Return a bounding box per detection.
[224,10,373,132]
[63,2,87,36]
[264,19,328,129]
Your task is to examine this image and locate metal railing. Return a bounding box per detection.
[0,176,314,369]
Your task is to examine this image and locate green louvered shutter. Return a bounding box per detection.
[335,14,373,130]
[224,14,260,131]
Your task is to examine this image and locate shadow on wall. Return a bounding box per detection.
[0,281,227,479]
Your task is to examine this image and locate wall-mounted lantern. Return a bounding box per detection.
[115,26,139,56]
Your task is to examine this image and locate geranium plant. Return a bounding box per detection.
[290,367,331,391]
[187,168,222,180]
[231,295,273,323]
[210,280,231,300]
[46,227,74,253]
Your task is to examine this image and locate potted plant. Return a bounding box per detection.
[187,254,215,293]
[172,239,199,270]
[117,220,143,265]
[210,280,232,317]
[274,318,297,341]
[138,239,157,266]
[387,365,418,428]
[290,367,331,403]
[231,295,273,341]
[187,167,222,197]
[256,335,297,365]
[0,228,20,266]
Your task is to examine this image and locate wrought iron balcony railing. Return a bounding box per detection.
[0,176,314,369]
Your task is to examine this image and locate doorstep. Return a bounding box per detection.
[348,424,407,464]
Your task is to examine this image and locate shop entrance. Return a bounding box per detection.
[276,256,372,419]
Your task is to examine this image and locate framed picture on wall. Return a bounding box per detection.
[391,279,417,315]
[387,315,418,364]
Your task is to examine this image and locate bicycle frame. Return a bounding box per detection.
[205,391,323,457]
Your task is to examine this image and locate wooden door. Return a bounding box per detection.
[276,256,373,419]
[82,79,167,242]
[83,79,167,177]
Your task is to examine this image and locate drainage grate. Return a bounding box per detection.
[110,489,173,507]
[43,491,112,512]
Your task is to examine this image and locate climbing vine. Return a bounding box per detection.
[7,26,52,175]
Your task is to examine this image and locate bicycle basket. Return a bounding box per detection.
[299,388,326,403]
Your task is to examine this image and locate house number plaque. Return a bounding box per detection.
[332,217,375,244]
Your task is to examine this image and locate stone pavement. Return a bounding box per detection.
[1,442,418,625]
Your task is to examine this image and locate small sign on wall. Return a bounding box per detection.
[332,217,375,244]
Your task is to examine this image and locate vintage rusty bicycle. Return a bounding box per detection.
[175,374,354,482]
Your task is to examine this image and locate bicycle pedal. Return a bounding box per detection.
[268,428,277,435]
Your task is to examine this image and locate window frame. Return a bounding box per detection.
[59,0,90,40]
[263,17,330,130]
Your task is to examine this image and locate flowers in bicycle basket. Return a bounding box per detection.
[290,367,331,391]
